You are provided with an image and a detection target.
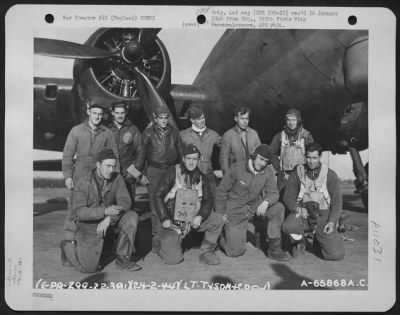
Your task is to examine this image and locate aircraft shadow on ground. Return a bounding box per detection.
[342,194,366,213]
[34,199,68,217]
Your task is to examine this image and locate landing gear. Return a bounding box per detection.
[349,147,368,209]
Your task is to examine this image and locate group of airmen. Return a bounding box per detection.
[60,102,345,273]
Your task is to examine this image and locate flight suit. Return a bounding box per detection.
[215,160,285,257]
[62,169,138,272]
[62,120,120,182]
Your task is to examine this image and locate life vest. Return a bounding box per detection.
[297,164,331,210]
[280,129,306,171]
[164,164,203,222]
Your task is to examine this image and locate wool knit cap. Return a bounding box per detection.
[97,148,117,162]
[182,144,201,157]
[252,144,272,160]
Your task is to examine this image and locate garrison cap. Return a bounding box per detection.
[182,144,201,157]
[97,148,117,162]
[87,103,104,110]
[153,107,170,117]
[110,102,128,111]
[187,105,205,119]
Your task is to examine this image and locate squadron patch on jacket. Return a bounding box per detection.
[123,132,133,144]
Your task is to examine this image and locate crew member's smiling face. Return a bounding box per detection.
[112,107,127,124]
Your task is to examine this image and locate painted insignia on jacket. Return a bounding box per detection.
[123,132,133,144]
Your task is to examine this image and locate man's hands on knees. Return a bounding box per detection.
[65,178,74,190]
[105,205,124,216]
[162,219,182,234]
[190,216,202,229]
[162,219,172,229]
[97,216,111,237]
[256,200,269,216]
[323,221,335,234]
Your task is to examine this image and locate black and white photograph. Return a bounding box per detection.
[4,5,396,312]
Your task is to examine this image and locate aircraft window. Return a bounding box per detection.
[45,85,58,100]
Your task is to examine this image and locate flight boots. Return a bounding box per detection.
[115,255,142,272]
[199,240,220,265]
[291,238,306,258]
[267,238,290,261]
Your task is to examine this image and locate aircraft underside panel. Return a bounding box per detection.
[193,29,368,151]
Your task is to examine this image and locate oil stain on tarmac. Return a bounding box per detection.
[33,183,368,290]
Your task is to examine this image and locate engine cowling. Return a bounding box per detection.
[73,28,171,111]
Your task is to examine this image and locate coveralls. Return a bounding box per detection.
[215,160,285,257]
[62,169,139,272]
[62,120,120,182]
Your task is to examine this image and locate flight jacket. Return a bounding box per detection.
[64,169,131,240]
[215,160,279,216]
[283,164,342,224]
[143,124,183,168]
[108,119,145,178]
[154,163,213,223]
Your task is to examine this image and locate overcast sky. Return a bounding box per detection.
[34,28,368,179]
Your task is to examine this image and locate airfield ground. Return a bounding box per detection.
[33,182,368,290]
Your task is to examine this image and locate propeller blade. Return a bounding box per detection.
[34,38,117,59]
[134,67,177,129]
[138,28,161,47]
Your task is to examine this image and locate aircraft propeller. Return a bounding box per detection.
[34,28,176,127]
[134,67,177,129]
[34,38,118,59]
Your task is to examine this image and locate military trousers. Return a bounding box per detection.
[219,201,285,257]
[157,212,224,265]
[62,211,139,273]
[124,177,137,210]
[282,210,345,260]
[146,166,169,235]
